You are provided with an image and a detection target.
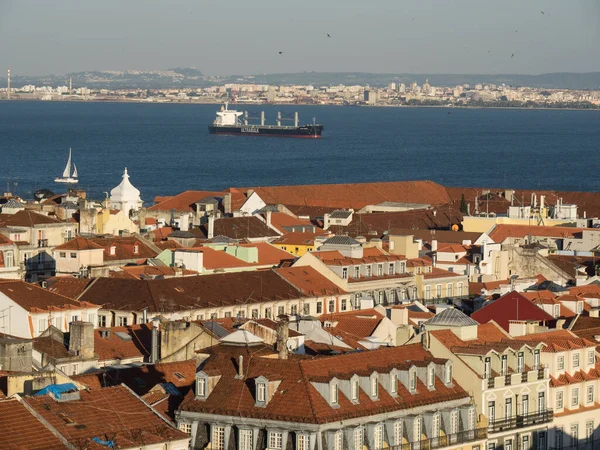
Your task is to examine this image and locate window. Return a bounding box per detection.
[334,431,343,450]
[212,426,225,450]
[394,420,403,445]
[414,417,422,441]
[354,427,363,450]
[585,421,594,443]
[366,266,372,277]
[428,367,435,387]
[328,300,335,313]
[59,365,67,373]
[224,312,232,318]
[534,349,540,369]
[371,376,378,398]
[587,385,594,404]
[354,266,360,278]
[400,262,406,273]
[59,252,66,258]
[257,383,266,402]
[341,299,347,311]
[72,364,79,375]
[351,379,359,402]
[303,304,310,315]
[391,373,397,393]
[572,388,579,407]
[506,439,513,450]
[330,383,338,404]
[447,284,453,298]
[179,422,192,434]
[377,291,384,305]
[240,430,253,450]
[316,302,322,314]
[484,357,491,379]
[342,268,348,279]
[88,314,96,327]
[450,410,458,434]
[197,378,206,397]
[264,308,271,319]
[446,364,453,384]
[269,432,283,450]
[538,432,546,450]
[588,351,595,365]
[117,316,128,327]
[290,305,298,315]
[505,398,512,419]
[518,352,524,372]
[501,355,508,375]
[488,401,495,422]
[521,395,529,415]
[558,355,565,370]
[374,425,383,449]
[577,302,583,314]
[377,265,383,276]
[573,353,580,368]
[432,414,440,437]
[70,252,76,258]
[110,246,116,256]
[468,407,476,430]
[521,435,529,450]
[571,424,578,448]
[296,434,308,450]
[425,286,431,299]
[488,443,496,450]
[457,282,463,296]
[278,306,285,316]
[409,371,417,391]
[555,428,563,450]
[38,318,46,333]
[389,263,394,275]
[251,309,258,319]
[413,287,418,299]
[556,391,563,409]
[436,284,442,298]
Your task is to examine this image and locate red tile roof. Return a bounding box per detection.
[489,224,584,243]
[180,344,467,424]
[249,180,451,210]
[148,190,223,212]
[94,324,152,362]
[268,212,315,234]
[422,267,462,279]
[0,209,63,227]
[22,385,188,448]
[275,266,347,296]
[87,235,158,261]
[0,280,97,313]
[272,231,328,246]
[0,398,66,450]
[53,236,104,251]
[471,291,556,332]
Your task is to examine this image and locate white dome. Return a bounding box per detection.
[110,168,141,203]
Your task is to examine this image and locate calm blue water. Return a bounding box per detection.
[1,101,599,201]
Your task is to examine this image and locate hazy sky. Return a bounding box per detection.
[1,0,600,76]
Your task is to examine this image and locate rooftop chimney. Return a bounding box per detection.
[276,315,290,360]
[236,354,244,378]
[68,321,94,359]
[151,317,161,363]
[207,214,215,240]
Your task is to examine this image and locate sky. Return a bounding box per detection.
[1,0,600,76]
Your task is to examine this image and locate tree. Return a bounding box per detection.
[459,194,469,215]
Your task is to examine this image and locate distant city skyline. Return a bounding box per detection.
[1,0,600,76]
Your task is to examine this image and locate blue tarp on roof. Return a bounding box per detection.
[34,383,78,398]
[92,437,115,448]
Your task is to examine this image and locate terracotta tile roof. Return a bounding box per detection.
[550,363,600,387]
[272,231,328,246]
[436,243,468,253]
[389,228,483,244]
[0,398,66,450]
[0,210,63,227]
[319,309,384,348]
[547,255,597,278]
[145,217,158,225]
[94,324,152,362]
[267,212,315,234]
[488,224,584,243]
[87,235,158,261]
[0,280,97,313]
[471,291,555,331]
[150,226,174,241]
[274,266,348,296]
[180,344,467,424]
[148,190,223,212]
[43,277,95,299]
[33,335,72,359]
[78,270,304,313]
[522,290,559,304]
[115,265,198,279]
[314,247,406,266]
[569,284,600,297]
[195,216,279,240]
[238,242,296,265]
[422,267,462,279]
[53,236,104,251]
[155,239,183,250]
[0,233,14,246]
[22,385,188,448]
[249,181,451,210]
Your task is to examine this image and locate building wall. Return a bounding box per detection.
[53,248,104,274]
[98,209,139,236]
[276,243,314,257]
[462,217,574,234]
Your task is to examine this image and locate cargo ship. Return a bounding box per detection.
[208,103,323,138]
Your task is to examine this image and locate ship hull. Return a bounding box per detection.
[209,124,323,138]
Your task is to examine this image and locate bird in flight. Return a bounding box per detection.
[278,51,283,55]
[540,10,545,15]
[327,33,331,38]
[511,53,515,58]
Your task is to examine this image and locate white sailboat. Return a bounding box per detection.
[54,148,79,184]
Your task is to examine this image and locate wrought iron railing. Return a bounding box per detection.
[488,409,553,433]
[385,428,487,450]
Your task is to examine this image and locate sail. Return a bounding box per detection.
[72,163,78,178]
[62,148,72,178]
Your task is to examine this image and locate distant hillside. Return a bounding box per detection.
[2,69,600,90]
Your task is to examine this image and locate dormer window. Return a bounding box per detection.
[354,266,360,278]
[330,382,339,405]
[428,366,435,388]
[377,264,383,276]
[391,372,398,394]
[534,350,540,370]
[257,382,266,402]
[389,263,394,275]
[588,350,595,365]
[133,244,139,254]
[484,357,491,378]
[409,370,417,392]
[573,353,580,368]
[197,376,207,398]
[351,378,359,402]
[371,375,379,398]
[366,266,372,277]
[501,355,508,375]
[517,352,524,373]
[445,363,453,385]
[342,268,348,279]
[110,245,116,256]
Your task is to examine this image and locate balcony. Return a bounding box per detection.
[37,239,49,248]
[488,409,553,433]
[388,429,487,450]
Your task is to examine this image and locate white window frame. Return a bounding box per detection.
[391,373,397,394]
[239,429,253,450]
[371,376,378,398]
[197,377,206,397]
[354,427,363,450]
[257,383,266,402]
[179,422,192,434]
[297,434,309,450]
[428,367,435,387]
[334,431,343,450]
[587,384,594,404]
[330,383,338,405]
[588,350,595,365]
[212,426,225,450]
[351,379,359,402]
[556,391,563,409]
[394,421,403,445]
[374,424,383,450]
[573,352,580,368]
[269,432,283,450]
[572,387,579,407]
[558,355,565,370]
